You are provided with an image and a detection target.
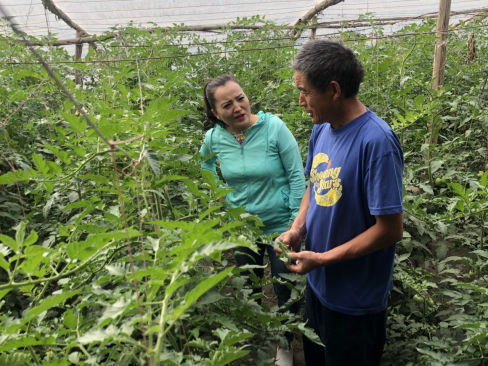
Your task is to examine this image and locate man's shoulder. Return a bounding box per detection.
[361,112,401,152]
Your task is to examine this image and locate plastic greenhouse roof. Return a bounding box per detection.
[1,0,487,40]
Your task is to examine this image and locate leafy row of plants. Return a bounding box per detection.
[0,14,488,365]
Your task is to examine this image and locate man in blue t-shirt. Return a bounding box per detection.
[275,40,404,366]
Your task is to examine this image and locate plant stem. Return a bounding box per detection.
[154,192,163,221]
[163,185,176,220]
[481,212,485,249]
[28,346,40,365]
[153,270,179,364]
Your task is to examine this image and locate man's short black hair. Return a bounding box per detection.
[292,39,365,98]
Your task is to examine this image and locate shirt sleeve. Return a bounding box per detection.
[199,129,220,184]
[304,126,316,176]
[364,151,404,216]
[277,123,306,220]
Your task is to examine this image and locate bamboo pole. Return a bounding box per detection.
[432,0,452,90]
[427,0,451,146]
[74,30,83,86]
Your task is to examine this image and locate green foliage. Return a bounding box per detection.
[0,13,488,366]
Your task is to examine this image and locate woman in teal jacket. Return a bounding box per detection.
[200,75,305,355]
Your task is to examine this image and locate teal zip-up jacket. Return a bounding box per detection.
[200,111,306,235]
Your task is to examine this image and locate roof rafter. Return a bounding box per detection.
[290,0,344,37]
[41,0,97,50]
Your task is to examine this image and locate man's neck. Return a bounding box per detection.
[329,98,367,130]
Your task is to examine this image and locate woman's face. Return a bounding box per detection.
[211,81,253,132]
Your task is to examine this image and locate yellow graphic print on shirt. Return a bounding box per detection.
[310,153,343,207]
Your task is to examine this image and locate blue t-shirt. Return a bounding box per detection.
[304,109,404,316]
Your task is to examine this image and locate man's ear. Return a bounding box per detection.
[330,81,342,100]
[212,109,220,121]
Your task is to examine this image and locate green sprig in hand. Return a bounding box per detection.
[272,240,293,265]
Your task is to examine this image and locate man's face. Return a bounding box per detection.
[294,71,331,125]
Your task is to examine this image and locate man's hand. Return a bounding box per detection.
[287,251,323,275]
[275,228,303,251]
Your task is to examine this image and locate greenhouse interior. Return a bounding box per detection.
[1,0,488,365]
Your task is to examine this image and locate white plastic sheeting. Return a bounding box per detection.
[0,0,486,39]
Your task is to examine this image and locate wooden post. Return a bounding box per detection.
[311,27,317,39]
[431,0,451,90]
[75,30,83,86]
[427,0,451,146]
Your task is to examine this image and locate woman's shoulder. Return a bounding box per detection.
[203,125,221,139]
[261,112,285,127]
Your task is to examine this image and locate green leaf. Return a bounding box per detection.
[222,331,255,347]
[62,201,91,210]
[77,324,119,344]
[0,351,30,366]
[23,230,38,247]
[447,183,467,201]
[430,160,444,174]
[15,221,26,249]
[159,351,184,365]
[82,174,109,184]
[47,161,63,175]
[14,69,41,80]
[27,291,79,318]
[0,337,54,352]
[0,170,31,184]
[480,170,488,187]
[198,205,223,221]
[98,298,130,325]
[202,169,218,191]
[210,348,249,366]
[456,283,488,294]
[61,111,87,134]
[0,289,12,301]
[32,153,49,176]
[165,277,195,296]
[0,234,19,253]
[72,146,86,157]
[170,267,233,320]
[63,310,77,330]
[41,359,69,366]
[297,322,324,346]
[418,183,433,196]
[106,263,128,276]
[43,194,56,218]
[154,175,187,186]
[66,230,138,261]
[146,149,160,178]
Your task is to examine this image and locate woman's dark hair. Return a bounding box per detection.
[203,74,242,126]
[292,39,365,98]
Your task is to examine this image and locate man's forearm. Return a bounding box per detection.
[290,185,310,238]
[317,213,403,267]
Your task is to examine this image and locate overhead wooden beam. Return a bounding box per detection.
[41,0,97,51]
[41,0,86,35]
[290,0,344,38]
[14,6,488,47]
